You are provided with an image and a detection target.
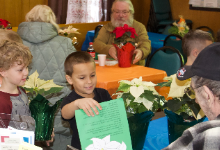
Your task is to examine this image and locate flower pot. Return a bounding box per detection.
[29,94,62,141]
[164,109,205,144]
[113,43,135,68]
[128,111,154,150]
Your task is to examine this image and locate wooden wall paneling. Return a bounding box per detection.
[4,0,23,27]
[0,0,48,27]
[21,0,32,23]
[130,0,151,27]
[59,21,110,51]
[169,0,220,39]
[29,0,48,10]
[0,0,5,21]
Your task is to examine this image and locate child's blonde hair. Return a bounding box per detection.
[25,5,59,32]
[0,40,33,71]
[0,29,23,43]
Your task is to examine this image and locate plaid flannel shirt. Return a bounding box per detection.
[163,115,220,150]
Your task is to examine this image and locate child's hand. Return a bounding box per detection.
[75,98,102,117]
[45,128,55,146]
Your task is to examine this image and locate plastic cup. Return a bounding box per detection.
[98,54,106,66]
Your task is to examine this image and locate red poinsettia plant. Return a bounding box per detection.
[0,19,10,28]
[112,24,138,68]
[112,24,137,46]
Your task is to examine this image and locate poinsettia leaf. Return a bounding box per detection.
[179,112,190,119]
[117,82,131,92]
[186,99,201,117]
[127,41,135,46]
[137,103,148,113]
[121,93,135,101]
[125,32,131,37]
[182,93,193,102]
[126,112,134,117]
[140,90,155,102]
[157,80,172,87]
[43,87,63,96]
[38,88,45,95]
[114,38,121,45]
[64,32,68,36]
[166,98,185,112]
[22,87,34,93]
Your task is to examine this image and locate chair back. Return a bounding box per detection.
[196,26,214,38]
[93,24,103,41]
[152,0,172,21]
[146,46,183,76]
[163,34,186,64]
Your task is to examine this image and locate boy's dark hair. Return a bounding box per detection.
[64,51,95,76]
[0,29,23,43]
[182,29,213,57]
[0,40,33,71]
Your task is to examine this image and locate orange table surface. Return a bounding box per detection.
[96,64,169,98]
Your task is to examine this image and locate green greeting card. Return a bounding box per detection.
[75,98,132,150]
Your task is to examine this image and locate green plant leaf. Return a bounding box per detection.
[117,82,131,92]
[43,87,63,96]
[125,31,131,37]
[127,41,135,46]
[140,90,155,102]
[157,80,172,87]
[166,98,185,112]
[64,32,68,36]
[186,99,201,117]
[137,103,148,113]
[22,87,34,94]
[179,112,190,119]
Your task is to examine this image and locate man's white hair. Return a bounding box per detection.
[111,0,134,27]
[111,0,134,15]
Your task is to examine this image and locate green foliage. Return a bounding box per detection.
[117,82,131,92]
[64,32,68,36]
[168,26,189,37]
[23,86,63,102]
[141,90,155,102]
[113,31,135,46]
[120,89,166,117]
[157,80,172,87]
[163,94,201,119]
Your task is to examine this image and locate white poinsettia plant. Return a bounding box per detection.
[159,74,205,120]
[114,77,166,116]
[22,70,63,101]
[59,25,80,37]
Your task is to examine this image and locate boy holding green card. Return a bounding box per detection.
[61,51,112,149]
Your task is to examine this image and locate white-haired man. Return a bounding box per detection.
[163,42,220,150]
[93,0,151,66]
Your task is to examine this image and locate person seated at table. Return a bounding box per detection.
[17,5,76,150]
[61,51,112,150]
[93,0,151,66]
[166,30,213,98]
[182,29,213,66]
[163,42,220,150]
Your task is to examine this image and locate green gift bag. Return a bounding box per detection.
[128,111,154,150]
[29,94,62,141]
[164,109,205,143]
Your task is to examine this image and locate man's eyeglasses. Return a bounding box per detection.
[113,10,130,16]
[184,87,196,99]
[184,84,202,99]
